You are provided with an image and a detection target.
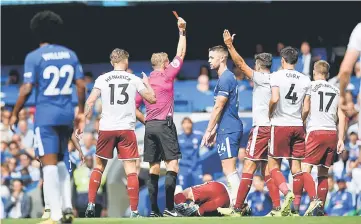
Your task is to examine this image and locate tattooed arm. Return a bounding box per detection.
[85,88,101,119]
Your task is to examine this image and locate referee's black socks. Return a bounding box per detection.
[148,174,160,212]
[165,171,178,210]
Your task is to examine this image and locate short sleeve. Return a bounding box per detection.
[347,23,361,52]
[305,82,311,96]
[165,56,184,81]
[252,71,269,85]
[23,54,37,84]
[134,77,146,93]
[269,73,279,87]
[217,75,232,98]
[93,77,103,90]
[72,52,84,80]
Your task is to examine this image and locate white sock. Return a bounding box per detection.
[44,190,50,210]
[227,171,241,205]
[58,161,72,209]
[43,165,62,221]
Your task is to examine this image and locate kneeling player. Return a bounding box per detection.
[301,61,346,216]
[174,181,236,216]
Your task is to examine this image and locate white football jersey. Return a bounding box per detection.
[252,71,271,126]
[94,70,146,131]
[270,69,311,126]
[306,80,340,133]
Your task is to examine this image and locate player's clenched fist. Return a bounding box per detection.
[178,17,186,31]
[223,29,235,47]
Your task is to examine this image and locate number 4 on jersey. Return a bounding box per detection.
[285,84,298,104]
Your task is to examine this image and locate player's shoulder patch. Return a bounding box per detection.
[171,58,181,68]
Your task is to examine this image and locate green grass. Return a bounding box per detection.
[2,217,361,224]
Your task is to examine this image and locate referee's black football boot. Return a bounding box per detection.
[85,203,95,218]
[149,210,163,217]
[163,208,183,217]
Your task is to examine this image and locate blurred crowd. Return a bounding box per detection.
[1,41,361,218]
[0,104,105,219]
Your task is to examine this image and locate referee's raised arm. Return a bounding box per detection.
[143,16,187,217]
[176,17,187,60]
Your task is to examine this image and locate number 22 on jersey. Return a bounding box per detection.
[43,64,74,96]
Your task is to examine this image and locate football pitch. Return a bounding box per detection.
[2,217,361,224]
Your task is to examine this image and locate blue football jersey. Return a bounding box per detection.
[214,69,243,134]
[23,44,84,126]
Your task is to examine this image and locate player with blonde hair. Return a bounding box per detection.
[79,48,156,218]
[301,60,346,216]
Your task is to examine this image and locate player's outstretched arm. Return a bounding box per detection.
[223,29,253,79]
[9,83,33,131]
[139,72,156,104]
[269,87,280,119]
[176,17,187,60]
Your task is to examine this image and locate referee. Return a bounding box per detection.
[142,17,187,217]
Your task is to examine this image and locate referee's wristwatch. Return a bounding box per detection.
[179,30,186,36]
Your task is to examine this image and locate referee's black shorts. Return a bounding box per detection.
[144,120,182,163]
